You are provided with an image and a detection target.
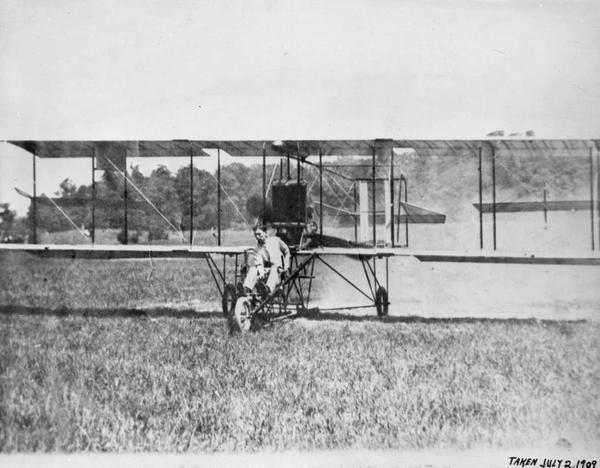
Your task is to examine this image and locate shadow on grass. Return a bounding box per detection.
[0,304,587,328]
[298,310,587,327]
[0,304,223,319]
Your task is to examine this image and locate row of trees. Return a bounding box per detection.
[26,153,592,239]
[28,163,264,240]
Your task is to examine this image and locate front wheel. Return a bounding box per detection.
[375,286,389,318]
[230,297,252,333]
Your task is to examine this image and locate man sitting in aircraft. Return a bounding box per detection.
[238,222,291,298]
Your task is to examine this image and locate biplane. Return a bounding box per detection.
[1,138,599,333]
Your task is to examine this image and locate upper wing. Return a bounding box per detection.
[6,141,212,158]
[6,138,599,158]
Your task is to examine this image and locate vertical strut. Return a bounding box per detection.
[306,256,315,306]
[297,142,301,186]
[396,178,402,244]
[390,149,395,247]
[91,149,96,244]
[404,177,408,247]
[590,147,595,251]
[262,143,266,223]
[373,255,376,289]
[385,256,389,293]
[372,147,376,246]
[189,144,194,246]
[217,148,221,246]
[279,157,283,181]
[297,149,301,185]
[478,146,483,249]
[32,152,37,244]
[353,183,358,243]
[123,160,128,244]
[319,148,323,236]
[492,145,497,251]
[234,254,238,283]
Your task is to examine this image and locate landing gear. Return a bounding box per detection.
[221,283,237,317]
[226,255,317,334]
[375,286,389,317]
[228,283,282,334]
[231,296,252,333]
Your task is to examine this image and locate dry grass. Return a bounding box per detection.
[0,251,222,310]
[0,313,599,452]
[1,243,599,453]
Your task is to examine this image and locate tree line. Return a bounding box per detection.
[25,153,591,239]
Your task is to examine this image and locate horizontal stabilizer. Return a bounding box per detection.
[15,187,148,209]
[473,200,600,213]
[399,203,446,224]
[14,187,33,199]
[329,202,446,224]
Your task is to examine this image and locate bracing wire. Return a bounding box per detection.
[207,172,251,228]
[266,162,278,197]
[318,201,356,216]
[322,176,351,214]
[330,175,355,208]
[43,194,89,240]
[322,177,346,225]
[104,158,185,242]
[307,174,319,192]
[323,175,356,225]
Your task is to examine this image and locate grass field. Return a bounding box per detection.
[1,228,600,453]
[0,251,223,311]
[1,313,599,452]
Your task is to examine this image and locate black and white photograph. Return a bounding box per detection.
[1,1,599,467]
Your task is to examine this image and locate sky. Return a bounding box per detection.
[1,0,600,215]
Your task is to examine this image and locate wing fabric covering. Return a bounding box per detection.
[7,139,599,159]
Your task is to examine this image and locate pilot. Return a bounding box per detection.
[238,222,291,297]
[298,220,319,249]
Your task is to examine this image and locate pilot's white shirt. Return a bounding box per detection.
[255,236,290,271]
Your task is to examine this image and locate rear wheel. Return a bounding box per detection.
[375,286,389,317]
[222,283,236,317]
[231,297,252,333]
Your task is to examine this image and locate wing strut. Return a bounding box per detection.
[590,147,595,251]
[32,152,37,243]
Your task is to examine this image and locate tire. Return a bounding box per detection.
[231,297,252,333]
[375,286,389,317]
[222,283,237,317]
